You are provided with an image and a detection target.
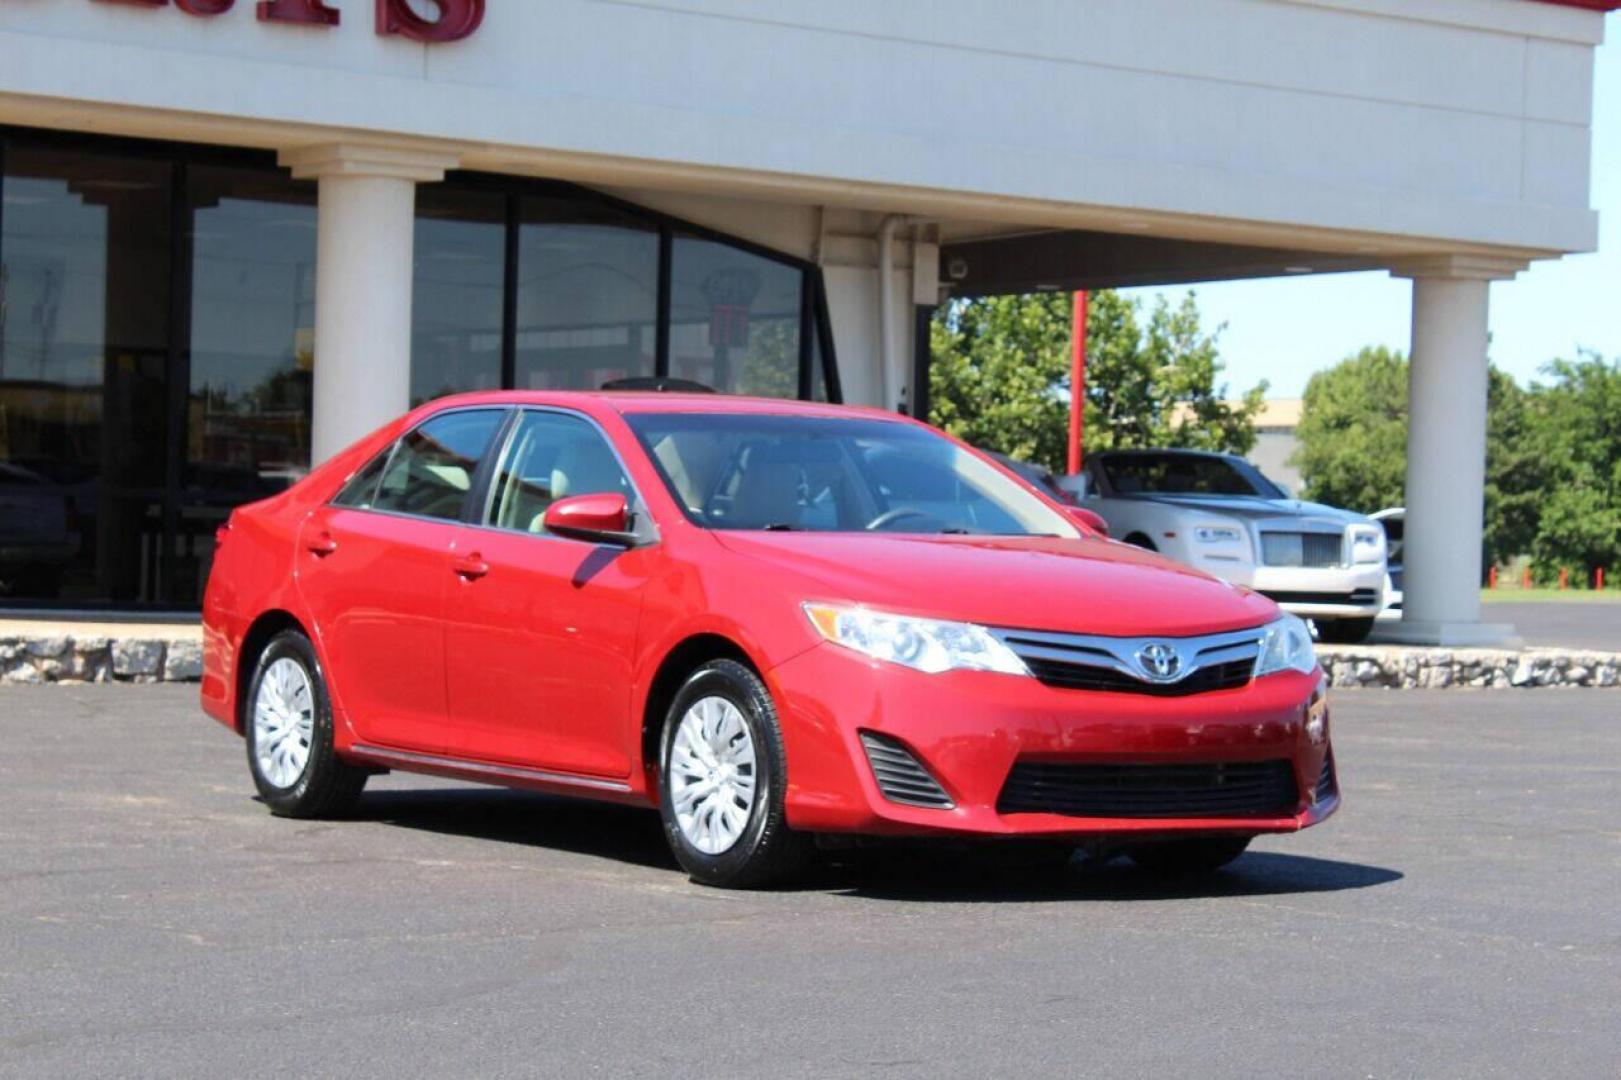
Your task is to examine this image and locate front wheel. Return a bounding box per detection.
[657,659,809,888]
[1315,617,1375,645]
[1127,836,1251,876]
[244,629,368,818]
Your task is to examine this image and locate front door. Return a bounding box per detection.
[445,409,651,777]
[296,407,508,754]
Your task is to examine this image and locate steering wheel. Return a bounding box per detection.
[864,507,944,532]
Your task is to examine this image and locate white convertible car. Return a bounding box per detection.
[1060,449,1387,643]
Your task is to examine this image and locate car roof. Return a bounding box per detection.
[412,389,906,422]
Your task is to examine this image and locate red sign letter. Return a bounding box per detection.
[257,0,339,26]
[376,0,484,43]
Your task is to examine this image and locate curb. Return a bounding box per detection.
[1318,644,1620,689]
[1,636,202,685]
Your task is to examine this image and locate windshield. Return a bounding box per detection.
[625,413,1079,536]
[1100,453,1282,498]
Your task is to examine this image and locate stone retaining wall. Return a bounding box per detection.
[1318,645,1620,689]
[3,633,1617,689]
[1,635,202,685]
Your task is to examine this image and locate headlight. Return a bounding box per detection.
[1193,525,1244,544]
[1254,613,1317,677]
[1349,525,1386,564]
[803,604,1029,676]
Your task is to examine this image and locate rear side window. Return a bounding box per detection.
[485,411,631,534]
[370,409,505,522]
[332,450,391,509]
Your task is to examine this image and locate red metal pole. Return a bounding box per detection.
[1488,565,1497,590]
[1597,567,1605,591]
[1067,291,1088,476]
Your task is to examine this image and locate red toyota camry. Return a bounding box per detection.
[200,391,1337,888]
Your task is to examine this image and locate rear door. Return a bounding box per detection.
[297,407,508,754]
[444,408,651,777]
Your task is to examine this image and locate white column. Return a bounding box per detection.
[1385,256,1526,648]
[280,143,459,464]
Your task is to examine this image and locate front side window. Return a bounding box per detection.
[627,413,1078,537]
[485,411,631,534]
[370,409,505,522]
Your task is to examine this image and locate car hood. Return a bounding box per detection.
[1118,493,1369,528]
[713,532,1278,637]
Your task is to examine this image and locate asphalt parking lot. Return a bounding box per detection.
[2,687,1617,1079]
[1486,600,1621,651]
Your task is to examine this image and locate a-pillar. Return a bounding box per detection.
[1384,255,1527,648]
[280,143,459,464]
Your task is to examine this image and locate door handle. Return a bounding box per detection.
[305,532,338,557]
[452,553,490,580]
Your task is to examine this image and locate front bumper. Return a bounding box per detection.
[768,642,1338,840]
[1252,563,1385,620]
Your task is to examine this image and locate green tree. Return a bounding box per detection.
[1525,353,1621,579]
[1293,347,1575,570]
[929,289,1263,472]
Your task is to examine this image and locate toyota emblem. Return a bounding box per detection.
[1135,642,1183,682]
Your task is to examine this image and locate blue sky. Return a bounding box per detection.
[1122,14,1620,399]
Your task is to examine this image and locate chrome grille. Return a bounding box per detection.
[993,625,1264,696]
[1260,531,1345,568]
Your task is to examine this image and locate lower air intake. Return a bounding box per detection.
[1315,749,1338,803]
[859,732,954,809]
[998,759,1299,818]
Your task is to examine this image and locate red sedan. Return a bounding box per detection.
[201,391,1337,887]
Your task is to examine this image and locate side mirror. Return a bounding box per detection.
[1067,506,1109,538]
[542,492,636,547]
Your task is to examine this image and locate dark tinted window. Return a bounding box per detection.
[668,236,803,398]
[485,411,631,533]
[1101,454,1267,497]
[411,187,506,405]
[372,409,505,521]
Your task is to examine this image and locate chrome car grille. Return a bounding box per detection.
[998,759,1300,818]
[1260,530,1344,568]
[993,625,1264,696]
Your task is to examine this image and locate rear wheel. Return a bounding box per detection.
[657,659,809,888]
[1127,836,1250,876]
[1316,617,1375,644]
[244,629,367,818]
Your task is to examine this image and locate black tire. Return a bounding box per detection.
[657,659,810,889]
[1127,836,1251,876]
[243,629,368,819]
[1316,617,1375,644]
[1123,532,1158,552]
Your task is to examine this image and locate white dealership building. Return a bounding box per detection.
[0,0,1613,644]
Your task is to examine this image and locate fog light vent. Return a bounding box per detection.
[859,732,954,809]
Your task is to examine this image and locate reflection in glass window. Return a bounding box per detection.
[411,187,505,406]
[515,198,658,391]
[180,165,318,604]
[372,409,505,522]
[668,235,803,398]
[0,144,172,606]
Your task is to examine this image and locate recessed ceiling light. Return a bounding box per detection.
[1284,265,1315,274]
[1121,221,1153,231]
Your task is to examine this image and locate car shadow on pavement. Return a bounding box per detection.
[349,787,681,871]
[343,786,1401,902]
[821,850,1403,903]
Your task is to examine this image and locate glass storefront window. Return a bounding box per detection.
[668,235,803,398]
[514,197,658,391]
[179,165,317,605]
[0,131,836,611]
[411,186,506,405]
[1,144,172,606]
